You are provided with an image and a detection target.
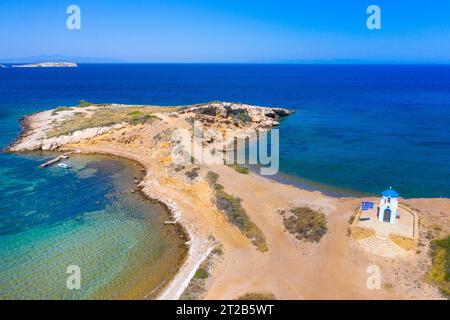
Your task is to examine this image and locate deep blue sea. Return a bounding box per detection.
[0,64,449,298]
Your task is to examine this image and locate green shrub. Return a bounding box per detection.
[180,249,217,300]
[212,245,224,256]
[348,213,356,225]
[78,100,96,107]
[236,112,252,124]
[194,268,209,279]
[206,171,219,184]
[185,167,200,180]
[229,164,249,174]
[237,292,277,300]
[128,110,142,116]
[281,207,327,243]
[128,114,156,125]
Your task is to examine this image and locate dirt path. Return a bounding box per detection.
[72,144,418,299]
[203,166,405,299]
[10,103,447,300]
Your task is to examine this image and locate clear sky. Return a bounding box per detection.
[1,0,449,63]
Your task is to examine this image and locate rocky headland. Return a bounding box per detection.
[8,101,448,300]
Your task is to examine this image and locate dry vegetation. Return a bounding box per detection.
[350,226,375,240]
[390,234,417,251]
[236,292,277,300]
[279,207,327,243]
[404,200,450,298]
[206,171,268,252]
[425,235,450,298]
[47,105,172,138]
[179,245,224,300]
[228,164,249,174]
[51,106,73,116]
[77,100,97,108]
[185,167,200,182]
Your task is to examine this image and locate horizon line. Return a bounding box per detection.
[2,61,450,66]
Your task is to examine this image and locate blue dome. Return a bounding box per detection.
[382,188,399,198]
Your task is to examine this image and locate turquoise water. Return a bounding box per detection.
[0,64,449,299]
[0,153,185,299]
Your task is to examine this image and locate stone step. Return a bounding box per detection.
[358,235,407,258]
[362,238,405,251]
[360,238,405,252]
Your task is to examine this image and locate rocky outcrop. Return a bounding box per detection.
[180,102,293,131]
[182,102,293,124]
[41,125,124,150]
[8,101,293,152]
[9,124,125,152]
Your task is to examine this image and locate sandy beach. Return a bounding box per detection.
[8,102,449,300]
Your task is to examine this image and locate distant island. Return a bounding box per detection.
[12,62,77,68]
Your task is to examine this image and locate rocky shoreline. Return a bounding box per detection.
[8,101,447,300]
[118,154,191,299]
[8,101,293,300]
[7,102,293,152]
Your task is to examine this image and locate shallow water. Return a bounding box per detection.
[0,153,186,299]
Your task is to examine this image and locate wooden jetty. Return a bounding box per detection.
[39,152,72,168]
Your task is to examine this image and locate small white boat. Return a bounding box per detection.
[58,162,72,169]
